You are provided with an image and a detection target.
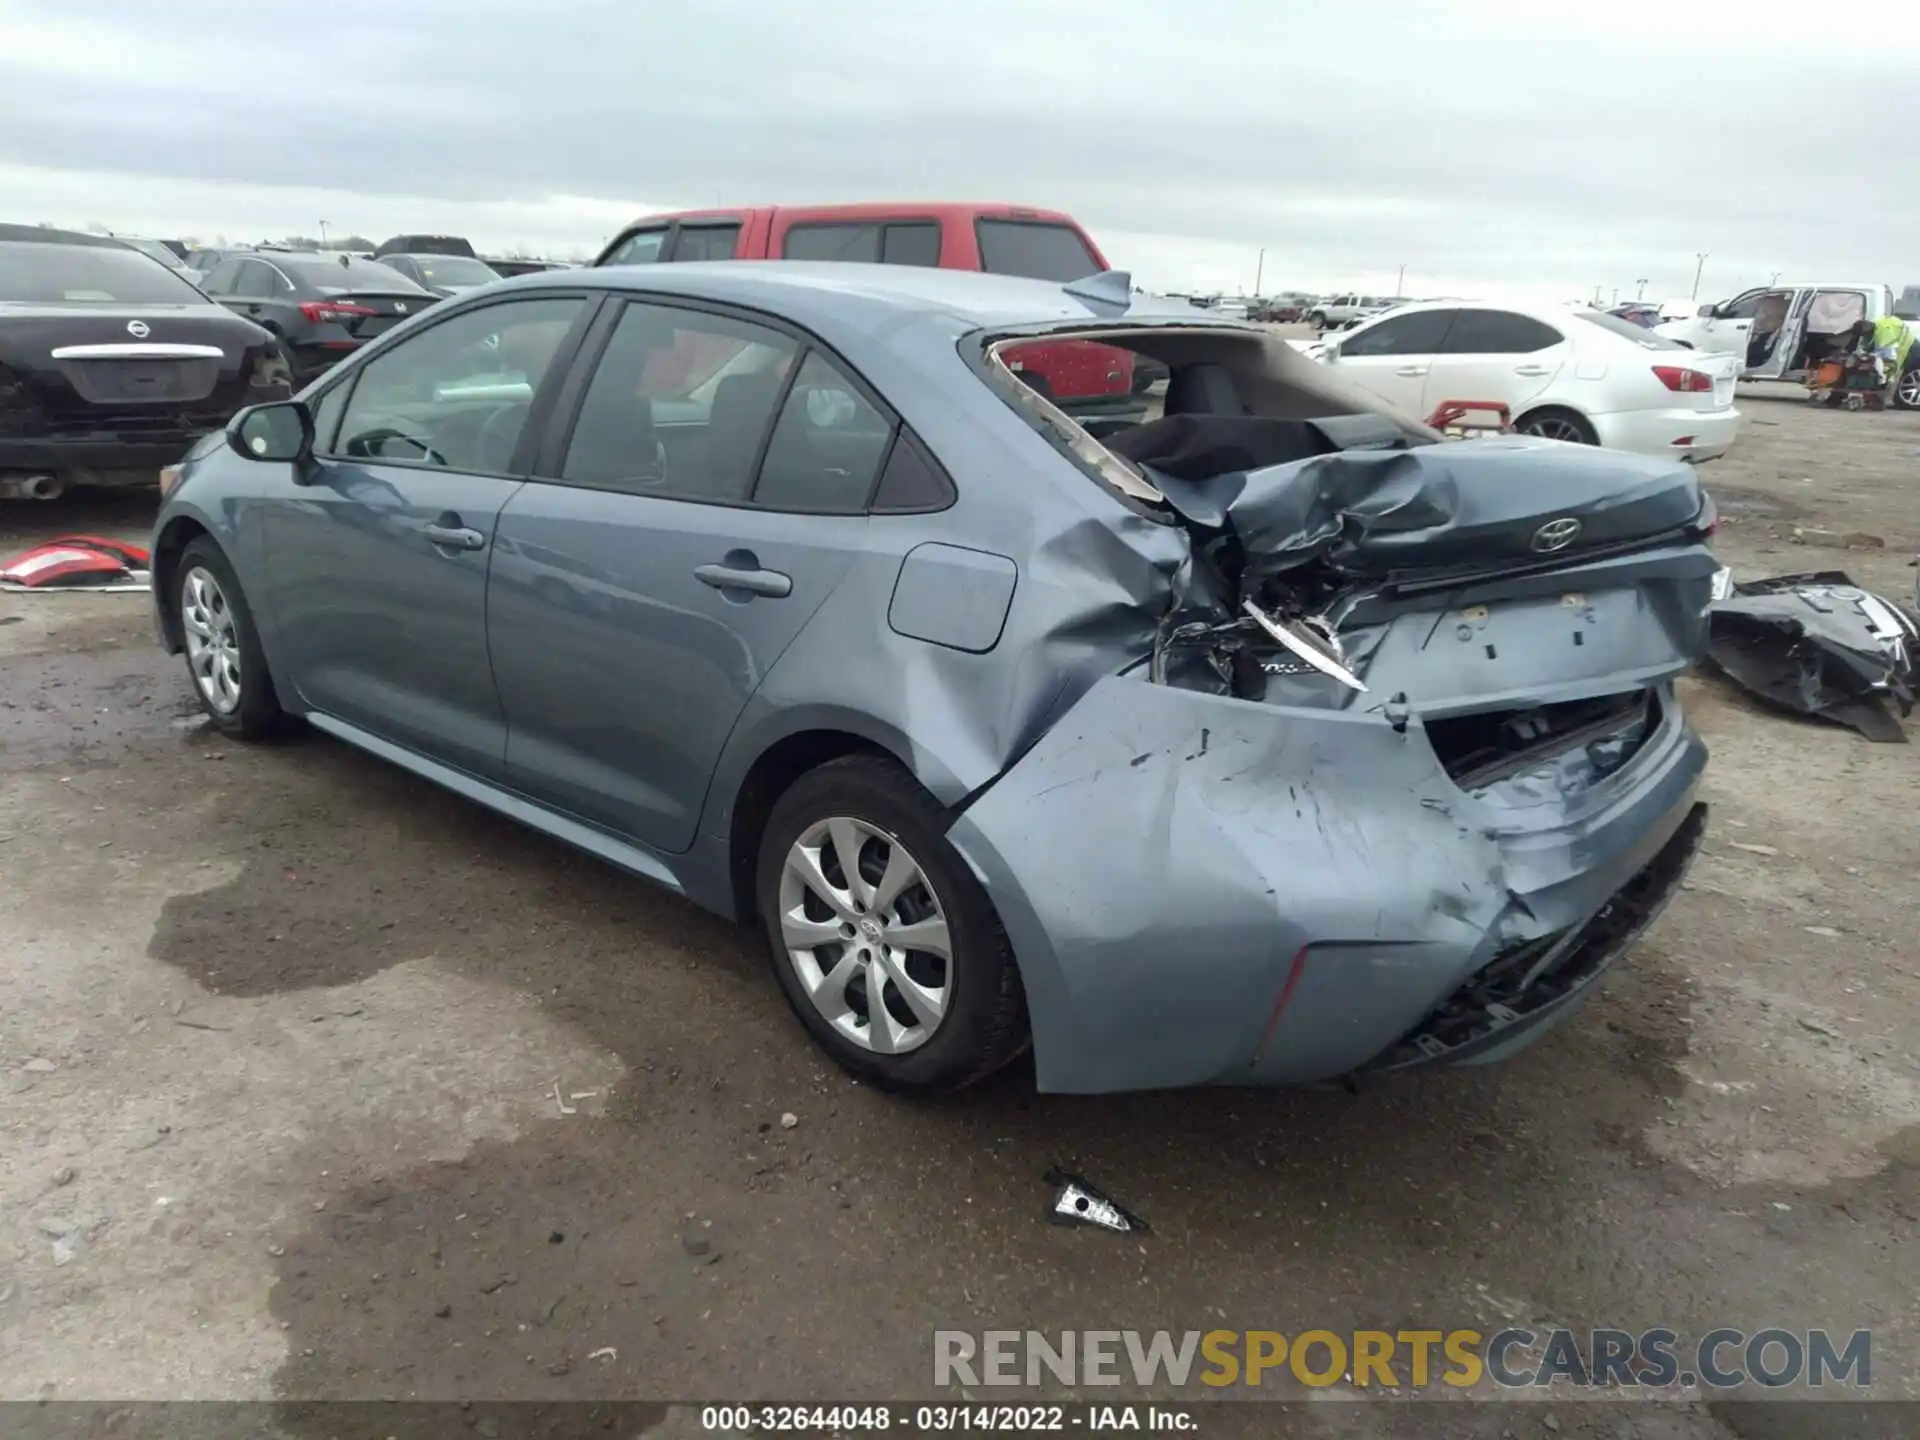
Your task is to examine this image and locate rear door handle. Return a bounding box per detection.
[695,562,792,598]
[1514,365,1552,376]
[424,522,486,551]
[1394,365,1429,377]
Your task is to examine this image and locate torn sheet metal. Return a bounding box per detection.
[1706,571,1918,741]
[1130,424,1704,585]
[0,535,152,592]
[1044,1168,1148,1234]
[946,669,1708,1094]
[1240,598,1367,692]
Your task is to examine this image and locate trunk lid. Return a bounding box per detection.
[1146,425,1720,800]
[0,302,273,431]
[1141,426,1706,584]
[1692,350,1739,411]
[306,289,431,341]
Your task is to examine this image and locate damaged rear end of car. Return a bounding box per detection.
[946,314,1713,1093]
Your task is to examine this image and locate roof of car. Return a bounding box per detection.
[0,223,131,248]
[518,260,1239,335]
[613,201,1085,232]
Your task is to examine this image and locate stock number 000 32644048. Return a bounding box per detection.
[700,1404,1074,1431]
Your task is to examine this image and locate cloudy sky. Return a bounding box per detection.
[3,0,1916,300]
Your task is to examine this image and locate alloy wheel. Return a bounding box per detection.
[1897,368,1920,408]
[181,566,243,714]
[777,817,951,1055]
[1520,415,1591,443]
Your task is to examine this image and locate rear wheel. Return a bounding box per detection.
[176,537,286,739]
[756,755,1026,1095]
[1516,407,1598,445]
[1308,311,1327,330]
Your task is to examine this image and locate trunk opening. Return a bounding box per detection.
[1423,687,1657,790]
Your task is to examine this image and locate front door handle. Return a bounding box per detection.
[1513,365,1552,376]
[695,562,792,598]
[424,522,486,551]
[1393,365,1429,377]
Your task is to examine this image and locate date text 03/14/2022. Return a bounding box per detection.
[699,1404,1194,1431]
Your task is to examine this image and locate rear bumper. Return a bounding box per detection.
[948,672,1709,1094]
[1359,801,1705,1073]
[1591,405,1741,462]
[0,433,209,481]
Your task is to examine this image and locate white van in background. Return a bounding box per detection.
[1654,282,1905,385]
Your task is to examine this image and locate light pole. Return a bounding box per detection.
[1691,253,1708,299]
[319,219,330,248]
[1768,271,1780,286]
[1396,262,1406,296]
[1254,247,1265,296]
[1635,278,1648,299]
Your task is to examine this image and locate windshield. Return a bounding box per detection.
[411,255,500,287]
[0,239,209,303]
[1573,310,1686,349]
[281,255,430,292]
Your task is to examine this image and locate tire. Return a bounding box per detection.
[175,537,287,739]
[1892,360,1920,411]
[755,755,1027,1095]
[1307,311,1327,330]
[1515,406,1599,445]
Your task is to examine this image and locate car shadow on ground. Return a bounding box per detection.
[102,688,1904,1432]
[129,725,1721,1398]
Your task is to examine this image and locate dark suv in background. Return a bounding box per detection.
[0,225,288,497]
[198,250,435,382]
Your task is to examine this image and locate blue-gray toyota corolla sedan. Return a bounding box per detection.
[151,263,1713,1095]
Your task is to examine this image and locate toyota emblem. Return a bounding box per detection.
[126,319,150,339]
[394,302,407,313]
[1531,517,1582,553]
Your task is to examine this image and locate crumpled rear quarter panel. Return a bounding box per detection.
[948,673,1707,1094]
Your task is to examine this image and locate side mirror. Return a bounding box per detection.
[1696,303,1717,319]
[227,400,313,465]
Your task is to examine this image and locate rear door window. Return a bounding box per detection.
[560,301,797,502]
[975,219,1099,282]
[751,350,895,513]
[1439,310,1563,354]
[601,228,669,266]
[1340,309,1454,356]
[670,225,742,262]
[881,222,941,267]
[782,223,883,263]
[235,261,280,299]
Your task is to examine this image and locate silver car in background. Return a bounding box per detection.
[150,263,1712,1095]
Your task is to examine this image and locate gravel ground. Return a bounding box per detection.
[1,392,1916,1439]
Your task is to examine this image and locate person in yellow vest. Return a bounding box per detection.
[1870,312,1914,387]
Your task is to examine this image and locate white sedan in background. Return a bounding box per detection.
[1311,300,1741,462]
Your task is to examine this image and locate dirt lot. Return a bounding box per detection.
[1,392,1916,1439]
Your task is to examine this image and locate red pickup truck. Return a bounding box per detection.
[592,201,1138,414]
